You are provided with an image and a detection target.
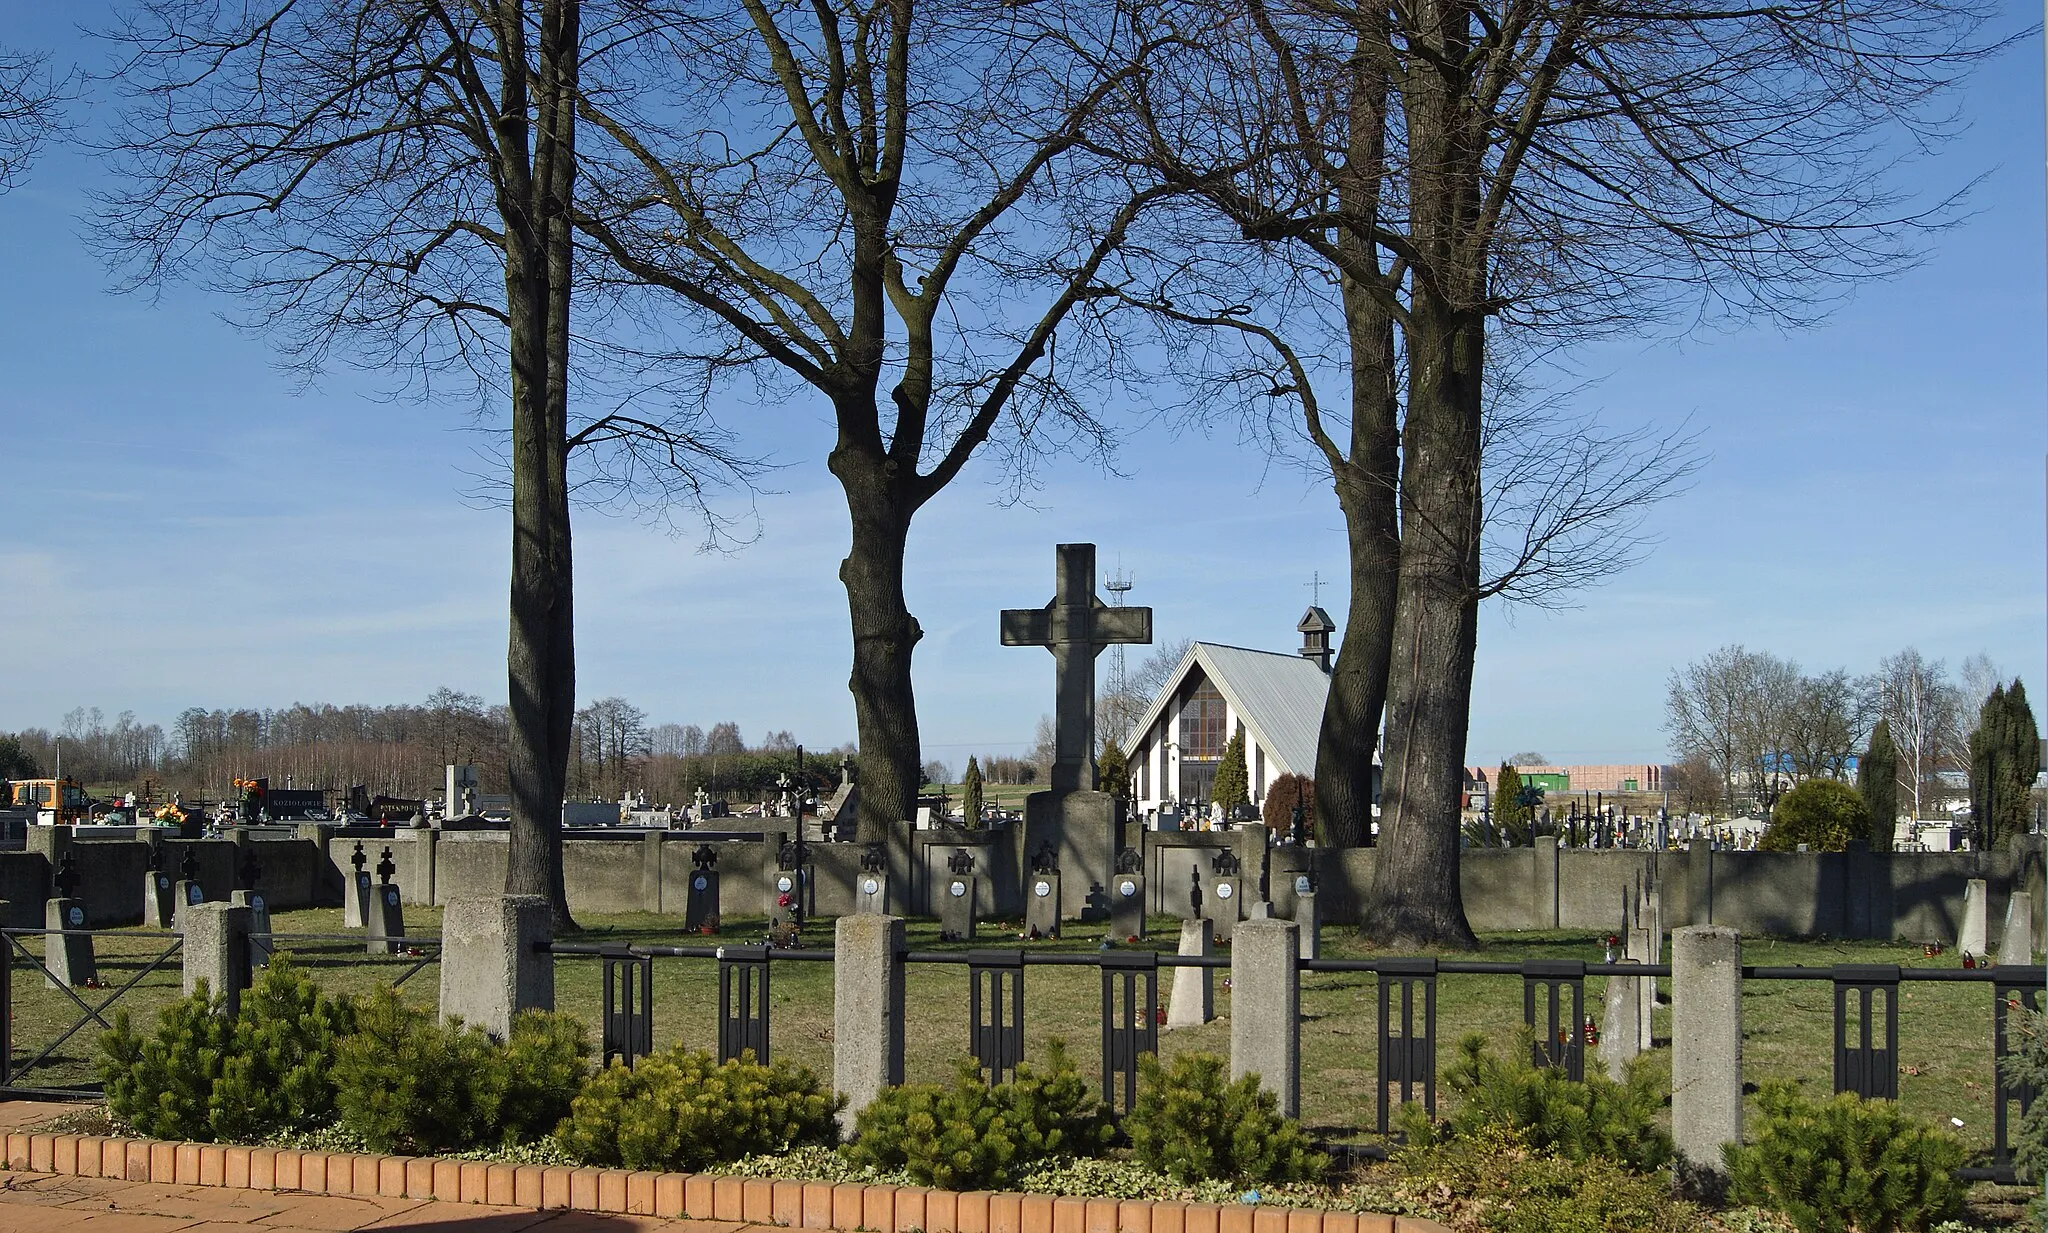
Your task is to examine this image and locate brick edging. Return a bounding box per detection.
[0,1132,1448,1233]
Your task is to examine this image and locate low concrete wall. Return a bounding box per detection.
[17,819,2038,945]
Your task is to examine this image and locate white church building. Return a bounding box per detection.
[1126,608,1376,826]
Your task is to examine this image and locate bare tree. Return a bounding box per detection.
[1665,645,1803,815]
[1101,636,1194,746]
[0,50,64,192]
[95,1,757,927]
[569,0,1169,841]
[1111,0,2001,946]
[1781,669,1869,782]
[1867,647,1965,823]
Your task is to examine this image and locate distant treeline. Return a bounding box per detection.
[0,690,854,806]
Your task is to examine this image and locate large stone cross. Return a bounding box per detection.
[1001,543,1152,793]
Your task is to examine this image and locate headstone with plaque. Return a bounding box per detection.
[1205,848,1246,944]
[45,853,95,989]
[767,842,805,929]
[684,844,721,930]
[1024,844,1062,938]
[938,848,977,942]
[143,843,175,928]
[1108,848,1146,941]
[345,841,372,928]
[233,845,272,963]
[1291,871,1320,959]
[366,848,406,954]
[854,842,890,914]
[172,846,206,935]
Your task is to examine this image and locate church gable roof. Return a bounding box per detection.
[1129,641,1332,777]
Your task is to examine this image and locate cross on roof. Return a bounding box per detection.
[1305,570,1325,606]
[1001,543,1152,793]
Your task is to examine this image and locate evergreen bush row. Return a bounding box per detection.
[99,966,1978,1233]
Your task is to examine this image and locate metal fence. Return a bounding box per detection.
[545,941,2045,1184]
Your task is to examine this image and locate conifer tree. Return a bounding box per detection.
[1211,730,1251,818]
[1857,721,1899,852]
[1493,764,1528,842]
[1971,682,2041,851]
[961,756,985,825]
[1096,738,1130,802]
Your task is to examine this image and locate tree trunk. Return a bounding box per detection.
[1364,294,1483,949]
[1314,275,1399,850]
[831,437,922,844]
[502,0,579,929]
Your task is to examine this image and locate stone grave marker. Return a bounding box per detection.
[767,841,805,929]
[45,852,95,989]
[685,844,721,930]
[172,846,206,935]
[1108,848,1146,941]
[2001,890,2035,964]
[143,842,175,928]
[1025,843,1062,938]
[1292,871,1320,960]
[366,847,406,954]
[854,843,890,915]
[1205,848,1246,944]
[1002,542,1151,919]
[1961,878,1989,957]
[939,848,977,942]
[1600,957,1644,1074]
[345,841,373,928]
[233,845,272,963]
[1166,917,1214,1028]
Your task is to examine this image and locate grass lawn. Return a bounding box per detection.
[7,909,2026,1167]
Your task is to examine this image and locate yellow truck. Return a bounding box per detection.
[9,778,91,825]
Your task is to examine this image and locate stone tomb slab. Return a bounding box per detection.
[1019,790,1118,920]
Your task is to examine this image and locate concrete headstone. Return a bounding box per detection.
[1025,872,1062,938]
[231,888,272,964]
[144,870,175,929]
[2001,890,2035,964]
[43,898,95,990]
[1599,958,1643,1076]
[1961,878,1989,957]
[367,880,406,955]
[1166,918,1214,1028]
[1109,870,1146,941]
[938,873,977,942]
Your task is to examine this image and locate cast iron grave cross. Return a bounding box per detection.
[1001,543,1152,793]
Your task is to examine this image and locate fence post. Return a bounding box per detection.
[1230,917,1300,1117]
[182,902,252,1017]
[1672,925,1742,1198]
[438,895,553,1036]
[833,914,905,1136]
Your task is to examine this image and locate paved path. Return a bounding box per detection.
[0,1171,769,1233]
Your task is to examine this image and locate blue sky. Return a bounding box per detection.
[1,5,2042,769]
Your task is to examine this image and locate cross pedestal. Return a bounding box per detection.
[1002,544,1151,919]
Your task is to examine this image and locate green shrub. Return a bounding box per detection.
[1761,780,1869,853]
[332,987,589,1154]
[1397,1031,1670,1174]
[558,1045,841,1172]
[1124,1052,1325,1184]
[98,955,356,1143]
[1724,1081,1965,1233]
[1390,1123,1701,1233]
[847,1041,1112,1190]
[1997,1006,2048,1183]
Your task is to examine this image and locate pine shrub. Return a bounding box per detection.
[1998,1006,2048,1184]
[1723,1081,1965,1233]
[1398,1032,1670,1174]
[98,955,356,1143]
[558,1045,841,1172]
[332,988,589,1154]
[846,1040,1111,1190]
[1124,1052,1325,1184]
